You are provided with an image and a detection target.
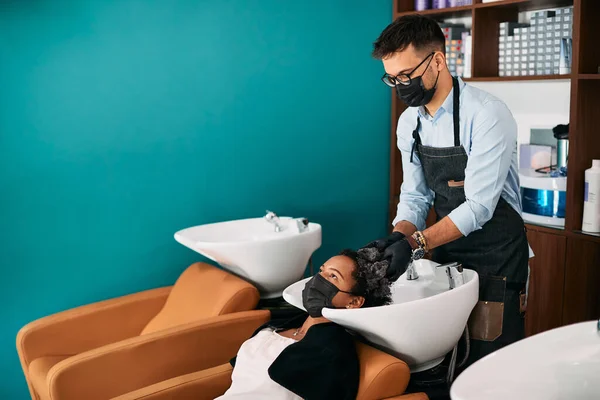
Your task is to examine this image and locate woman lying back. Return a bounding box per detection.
[216,247,393,400]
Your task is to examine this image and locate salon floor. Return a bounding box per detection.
[406,385,451,400]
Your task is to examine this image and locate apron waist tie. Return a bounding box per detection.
[410,119,421,164]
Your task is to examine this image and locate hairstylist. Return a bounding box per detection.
[363,15,530,366]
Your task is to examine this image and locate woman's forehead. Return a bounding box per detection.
[324,255,355,272]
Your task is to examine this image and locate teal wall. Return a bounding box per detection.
[0,1,390,398]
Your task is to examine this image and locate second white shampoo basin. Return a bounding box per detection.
[175,217,321,298]
[283,259,479,372]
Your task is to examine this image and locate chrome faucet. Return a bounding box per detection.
[296,218,309,233]
[264,210,283,232]
[406,261,419,280]
[437,262,465,290]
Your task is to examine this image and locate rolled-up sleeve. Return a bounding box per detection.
[392,116,433,231]
[447,100,517,236]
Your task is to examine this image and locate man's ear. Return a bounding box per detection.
[348,296,365,309]
[434,52,446,70]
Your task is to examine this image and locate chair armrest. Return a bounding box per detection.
[382,394,429,400]
[17,287,171,367]
[111,363,233,400]
[47,309,270,400]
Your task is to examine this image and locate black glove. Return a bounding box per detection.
[382,239,413,282]
[363,231,405,251]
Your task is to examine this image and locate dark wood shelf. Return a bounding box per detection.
[474,0,573,12]
[526,224,600,244]
[395,4,473,18]
[474,0,529,7]
[572,230,600,244]
[465,74,571,82]
[525,223,565,235]
[395,0,573,17]
[578,74,600,80]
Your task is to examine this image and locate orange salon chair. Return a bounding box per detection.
[112,340,429,400]
[17,262,270,400]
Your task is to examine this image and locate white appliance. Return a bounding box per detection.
[519,168,567,228]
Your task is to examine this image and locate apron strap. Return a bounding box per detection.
[410,77,461,163]
[410,117,421,163]
[452,76,460,147]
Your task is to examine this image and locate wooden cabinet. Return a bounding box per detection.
[524,228,567,337]
[524,227,600,337]
[563,236,600,325]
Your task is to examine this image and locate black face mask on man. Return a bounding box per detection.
[383,52,441,108]
[395,70,440,107]
[301,273,355,318]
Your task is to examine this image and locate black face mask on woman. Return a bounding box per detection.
[301,273,356,318]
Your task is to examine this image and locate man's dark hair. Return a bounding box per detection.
[372,15,446,59]
[339,248,392,308]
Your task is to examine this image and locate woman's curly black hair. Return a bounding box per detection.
[339,248,393,308]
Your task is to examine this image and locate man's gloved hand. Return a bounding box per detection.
[363,231,405,251]
[383,239,413,281]
[362,232,413,282]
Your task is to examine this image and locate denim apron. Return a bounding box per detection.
[411,77,529,366]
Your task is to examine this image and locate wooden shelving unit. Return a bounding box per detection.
[395,0,580,81]
[464,74,570,81]
[395,0,574,16]
[396,4,473,17]
[578,74,600,80]
[396,0,575,15]
[473,0,573,10]
[389,0,600,337]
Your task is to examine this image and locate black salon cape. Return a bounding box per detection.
[230,310,360,400]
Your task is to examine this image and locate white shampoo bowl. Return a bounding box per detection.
[283,259,479,371]
[175,217,321,298]
[451,320,600,400]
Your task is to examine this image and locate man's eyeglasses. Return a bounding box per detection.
[381,52,435,87]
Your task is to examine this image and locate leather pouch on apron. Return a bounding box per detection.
[468,276,506,342]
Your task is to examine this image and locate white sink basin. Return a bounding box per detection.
[451,320,600,400]
[283,259,479,371]
[175,217,321,298]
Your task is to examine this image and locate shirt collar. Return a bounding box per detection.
[417,77,466,119]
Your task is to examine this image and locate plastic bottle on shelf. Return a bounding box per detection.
[415,0,430,11]
[582,159,600,233]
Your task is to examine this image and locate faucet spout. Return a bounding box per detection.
[296,218,309,233]
[264,210,283,232]
[406,261,419,280]
[437,262,465,289]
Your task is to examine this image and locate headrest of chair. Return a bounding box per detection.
[141,263,259,335]
[355,341,410,400]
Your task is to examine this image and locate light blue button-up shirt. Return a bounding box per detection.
[393,78,522,237]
